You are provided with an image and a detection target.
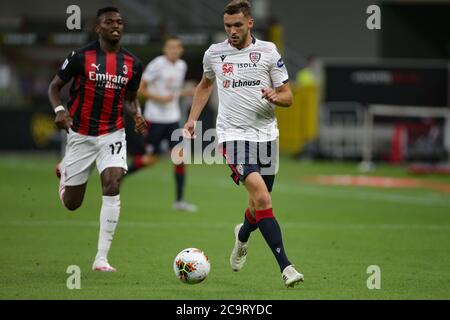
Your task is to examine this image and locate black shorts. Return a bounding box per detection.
[145,122,182,155]
[221,140,278,192]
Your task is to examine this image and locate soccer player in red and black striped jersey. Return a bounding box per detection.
[48,7,147,272]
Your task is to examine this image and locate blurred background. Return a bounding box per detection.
[0,0,449,169]
[1,0,450,300]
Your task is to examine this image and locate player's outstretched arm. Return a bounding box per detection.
[261,82,293,107]
[183,75,215,138]
[48,75,72,133]
[125,90,148,135]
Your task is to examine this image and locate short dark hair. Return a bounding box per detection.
[164,35,181,44]
[224,0,252,17]
[96,7,120,19]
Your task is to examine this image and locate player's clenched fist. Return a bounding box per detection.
[134,114,148,135]
[54,110,73,133]
[261,88,278,103]
[183,120,196,139]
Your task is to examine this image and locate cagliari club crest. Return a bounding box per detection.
[249,52,261,64]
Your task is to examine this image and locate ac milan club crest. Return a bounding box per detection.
[122,64,128,75]
[249,52,261,64]
[222,63,234,76]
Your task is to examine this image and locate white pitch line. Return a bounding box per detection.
[273,183,450,207]
[185,176,450,207]
[6,220,450,231]
[5,159,450,207]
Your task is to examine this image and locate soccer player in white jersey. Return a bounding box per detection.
[183,0,304,287]
[128,36,197,212]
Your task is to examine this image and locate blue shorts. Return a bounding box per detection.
[221,140,278,192]
[145,122,182,155]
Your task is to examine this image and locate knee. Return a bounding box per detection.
[64,199,82,211]
[253,192,272,209]
[102,177,122,196]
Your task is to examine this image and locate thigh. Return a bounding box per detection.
[64,183,88,205]
[63,130,97,186]
[257,140,278,192]
[96,129,128,175]
[243,171,270,199]
[222,140,260,186]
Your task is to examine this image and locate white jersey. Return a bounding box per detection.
[203,37,289,143]
[142,55,187,123]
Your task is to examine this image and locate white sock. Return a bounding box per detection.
[95,195,120,261]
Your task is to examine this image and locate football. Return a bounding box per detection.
[173,248,210,284]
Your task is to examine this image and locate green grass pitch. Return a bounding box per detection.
[1,154,449,299]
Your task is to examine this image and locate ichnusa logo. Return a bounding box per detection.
[231,79,261,88]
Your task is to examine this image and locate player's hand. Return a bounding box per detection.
[55,110,72,133]
[183,120,196,139]
[134,114,148,135]
[160,94,175,103]
[261,88,278,104]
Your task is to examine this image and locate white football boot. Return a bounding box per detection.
[92,259,117,272]
[282,265,304,287]
[230,223,248,272]
[173,201,198,212]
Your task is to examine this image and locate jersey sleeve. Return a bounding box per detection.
[126,59,143,92]
[269,46,289,88]
[141,59,160,84]
[57,50,81,83]
[202,49,215,80]
[180,60,188,80]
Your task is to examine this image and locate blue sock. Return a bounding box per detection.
[238,208,258,242]
[256,209,291,272]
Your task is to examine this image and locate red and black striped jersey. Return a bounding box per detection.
[57,40,142,136]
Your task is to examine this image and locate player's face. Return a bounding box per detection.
[163,39,184,63]
[224,12,253,48]
[96,12,124,43]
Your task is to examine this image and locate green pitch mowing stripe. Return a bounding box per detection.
[0,154,449,299]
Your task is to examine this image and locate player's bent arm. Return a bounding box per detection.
[273,83,293,107]
[187,75,215,122]
[48,75,67,110]
[48,75,72,132]
[125,90,147,135]
[137,80,151,100]
[138,80,173,104]
[124,90,142,117]
[180,85,196,98]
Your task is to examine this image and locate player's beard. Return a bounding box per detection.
[231,29,249,48]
